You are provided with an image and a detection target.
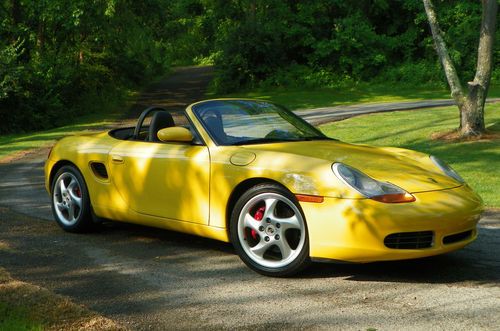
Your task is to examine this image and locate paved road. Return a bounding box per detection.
[1,67,499,330]
[1,207,499,330]
[297,98,500,125]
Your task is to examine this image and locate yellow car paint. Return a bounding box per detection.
[302,185,482,261]
[45,99,484,263]
[109,140,210,224]
[157,126,193,142]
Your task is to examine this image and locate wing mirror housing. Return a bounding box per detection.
[157,127,193,143]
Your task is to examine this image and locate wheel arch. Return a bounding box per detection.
[49,160,80,193]
[225,177,294,231]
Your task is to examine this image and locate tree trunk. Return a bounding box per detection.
[11,0,21,25]
[459,0,497,137]
[423,0,498,138]
[461,85,485,135]
[37,21,44,50]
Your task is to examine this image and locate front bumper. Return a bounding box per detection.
[300,185,483,262]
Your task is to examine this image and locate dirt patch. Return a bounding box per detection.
[431,129,500,142]
[0,146,52,164]
[0,268,124,330]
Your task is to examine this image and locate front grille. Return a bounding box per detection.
[384,231,434,249]
[443,230,473,245]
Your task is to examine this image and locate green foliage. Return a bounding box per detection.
[0,0,171,134]
[374,61,446,87]
[259,64,347,89]
[0,0,497,133]
[205,0,497,92]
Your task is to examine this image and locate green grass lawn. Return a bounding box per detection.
[218,83,500,110]
[320,103,500,208]
[0,302,43,331]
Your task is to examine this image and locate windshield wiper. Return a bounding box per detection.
[232,138,298,145]
[231,136,335,146]
[301,136,337,141]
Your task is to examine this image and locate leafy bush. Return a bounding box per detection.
[373,61,446,86]
[0,0,170,134]
[258,64,354,89]
[208,0,493,93]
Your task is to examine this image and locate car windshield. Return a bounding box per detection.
[192,100,330,146]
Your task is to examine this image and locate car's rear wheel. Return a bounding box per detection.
[230,183,310,277]
[51,165,93,232]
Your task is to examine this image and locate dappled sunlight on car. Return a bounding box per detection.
[45,99,484,276]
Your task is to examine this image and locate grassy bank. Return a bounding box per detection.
[0,68,177,161]
[320,103,500,208]
[0,113,123,161]
[218,83,500,110]
[0,90,139,162]
[0,268,120,330]
[0,301,43,330]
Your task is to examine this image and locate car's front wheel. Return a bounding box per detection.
[51,165,93,232]
[230,183,310,277]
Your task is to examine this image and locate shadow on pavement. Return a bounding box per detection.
[1,207,498,329]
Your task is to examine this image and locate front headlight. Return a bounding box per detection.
[332,163,415,203]
[429,155,465,183]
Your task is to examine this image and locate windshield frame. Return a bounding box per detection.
[191,99,330,146]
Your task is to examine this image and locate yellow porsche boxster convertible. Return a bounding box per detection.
[45,99,483,276]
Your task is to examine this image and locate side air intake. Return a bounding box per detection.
[90,162,108,180]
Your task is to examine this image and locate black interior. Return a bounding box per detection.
[108,106,203,145]
[109,127,136,140]
[148,112,175,142]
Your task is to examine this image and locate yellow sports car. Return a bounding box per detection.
[45,99,483,276]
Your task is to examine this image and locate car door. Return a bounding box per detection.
[108,137,210,225]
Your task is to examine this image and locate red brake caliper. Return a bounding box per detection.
[251,206,266,240]
[74,187,81,198]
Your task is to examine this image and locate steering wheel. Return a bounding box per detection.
[133,106,168,140]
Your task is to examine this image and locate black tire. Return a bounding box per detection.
[51,165,94,232]
[230,183,310,277]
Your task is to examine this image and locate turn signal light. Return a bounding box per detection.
[295,194,324,203]
[371,192,416,203]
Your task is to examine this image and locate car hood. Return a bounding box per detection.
[243,140,461,194]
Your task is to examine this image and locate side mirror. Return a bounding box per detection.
[157,127,193,143]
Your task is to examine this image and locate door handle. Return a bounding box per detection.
[111,155,124,164]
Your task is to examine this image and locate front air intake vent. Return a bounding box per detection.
[90,162,108,179]
[384,231,434,249]
[443,230,473,245]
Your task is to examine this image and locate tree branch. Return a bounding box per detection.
[472,0,498,90]
[422,0,465,105]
